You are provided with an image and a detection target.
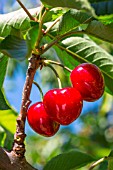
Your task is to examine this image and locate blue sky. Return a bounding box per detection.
[0,0,40,14]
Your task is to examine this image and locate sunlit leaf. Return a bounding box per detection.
[0,109,17,134]
[0,7,41,37]
[98,14,113,25]
[58,9,93,35]
[43,8,65,23]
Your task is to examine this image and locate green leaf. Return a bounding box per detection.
[0,126,6,147]
[41,0,93,12]
[0,55,8,88]
[43,150,95,170]
[43,8,65,23]
[54,45,79,73]
[0,109,17,134]
[108,160,113,170]
[60,36,113,94]
[58,9,93,35]
[3,129,14,150]
[0,90,10,110]
[98,14,113,25]
[0,35,30,61]
[108,150,113,158]
[26,23,39,50]
[42,36,79,74]
[98,161,108,170]
[0,7,41,37]
[85,20,113,43]
[108,150,113,170]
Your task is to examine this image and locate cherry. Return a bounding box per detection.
[27,102,60,137]
[43,87,83,125]
[70,63,105,102]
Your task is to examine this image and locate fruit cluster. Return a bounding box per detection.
[27,63,105,137]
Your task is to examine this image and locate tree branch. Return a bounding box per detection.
[12,54,40,157]
[0,147,37,170]
[0,55,41,170]
[89,157,107,170]
[16,0,37,21]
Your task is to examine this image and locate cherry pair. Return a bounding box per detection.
[27,87,83,137]
[27,63,105,137]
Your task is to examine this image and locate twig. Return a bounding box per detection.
[89,157,107,170]
[42,30,84,54]
[16,0,36,21]
[39,4,45,22]
[44,17,61,34]
[46,33,88,63]
[35,6,47,48]
[12,54,40,157]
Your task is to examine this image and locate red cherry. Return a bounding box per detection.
[27,102,60,137]
[70,63,105,102]
[43,87,83,125]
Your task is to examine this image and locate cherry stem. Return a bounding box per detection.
[45,64,62,89]
[16,0,36,21]
[33,80,44,100]
[44,60,72,72]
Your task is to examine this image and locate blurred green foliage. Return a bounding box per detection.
[0,0,113,170]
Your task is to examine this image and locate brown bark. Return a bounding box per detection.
[0,54,41,170]
[0,147,37,170]
[13,54,40,157]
